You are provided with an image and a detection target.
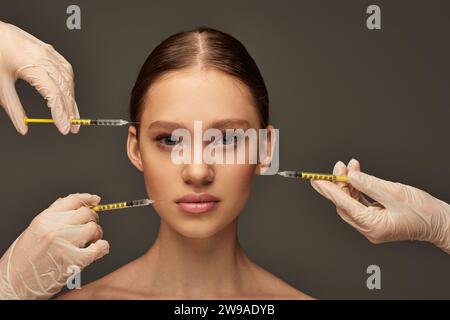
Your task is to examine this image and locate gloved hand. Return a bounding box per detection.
[0,20,79,135]
[0,193,110,300]
[311,159,450,255]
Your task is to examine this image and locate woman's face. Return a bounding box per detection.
[127,68,270,238]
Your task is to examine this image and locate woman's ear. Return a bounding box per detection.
[255,124,277,175]
[127,125,144,172]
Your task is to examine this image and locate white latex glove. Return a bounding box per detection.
[311,159,450,255]
[0,193,110,300]
[0,20,79,135]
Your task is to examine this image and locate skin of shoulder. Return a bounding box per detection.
[244,263,315,300]
[56,259,140,300]
[57,260,315,300]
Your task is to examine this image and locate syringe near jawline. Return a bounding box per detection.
[90,199,154,212]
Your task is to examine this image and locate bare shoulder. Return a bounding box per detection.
[57,259,141,300]
[56,274,120,300]
[246,264,315,300]
[57,279,104,300]
[57,257,315,300]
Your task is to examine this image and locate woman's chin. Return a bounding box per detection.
[168,219,224,239]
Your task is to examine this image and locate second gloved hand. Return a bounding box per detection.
[311,159,450,255]
[0,193,110,300]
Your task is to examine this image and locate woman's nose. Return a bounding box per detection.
[181,163,214,186]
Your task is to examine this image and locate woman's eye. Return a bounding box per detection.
[219,133,241,146]
[157,135,180,146]
[222,134,234,145]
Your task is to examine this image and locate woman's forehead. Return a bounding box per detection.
[140,68,260,126]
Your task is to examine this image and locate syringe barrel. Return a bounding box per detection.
[90,119,127,126]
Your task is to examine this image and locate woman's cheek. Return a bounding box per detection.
[219,164,255,206]
[140,144,173,202]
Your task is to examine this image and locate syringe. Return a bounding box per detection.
[90,199,153,212]
[24,117,138,126]
[278,171,349,183]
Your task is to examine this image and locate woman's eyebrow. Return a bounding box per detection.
[209,119,251,130]
[147,119,251,131]
[147,121,186,131]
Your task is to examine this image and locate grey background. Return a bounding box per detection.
[0,0,449,299]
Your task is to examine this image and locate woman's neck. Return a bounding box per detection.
[139,219,253,298]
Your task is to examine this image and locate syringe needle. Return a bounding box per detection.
[277,171,290,177]
[24,117,140,127]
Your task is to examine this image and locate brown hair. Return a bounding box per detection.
[130,27,269,129]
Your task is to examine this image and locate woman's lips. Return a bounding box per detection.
[176,193,220,214]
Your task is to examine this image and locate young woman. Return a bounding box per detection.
[60,27,312,300]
